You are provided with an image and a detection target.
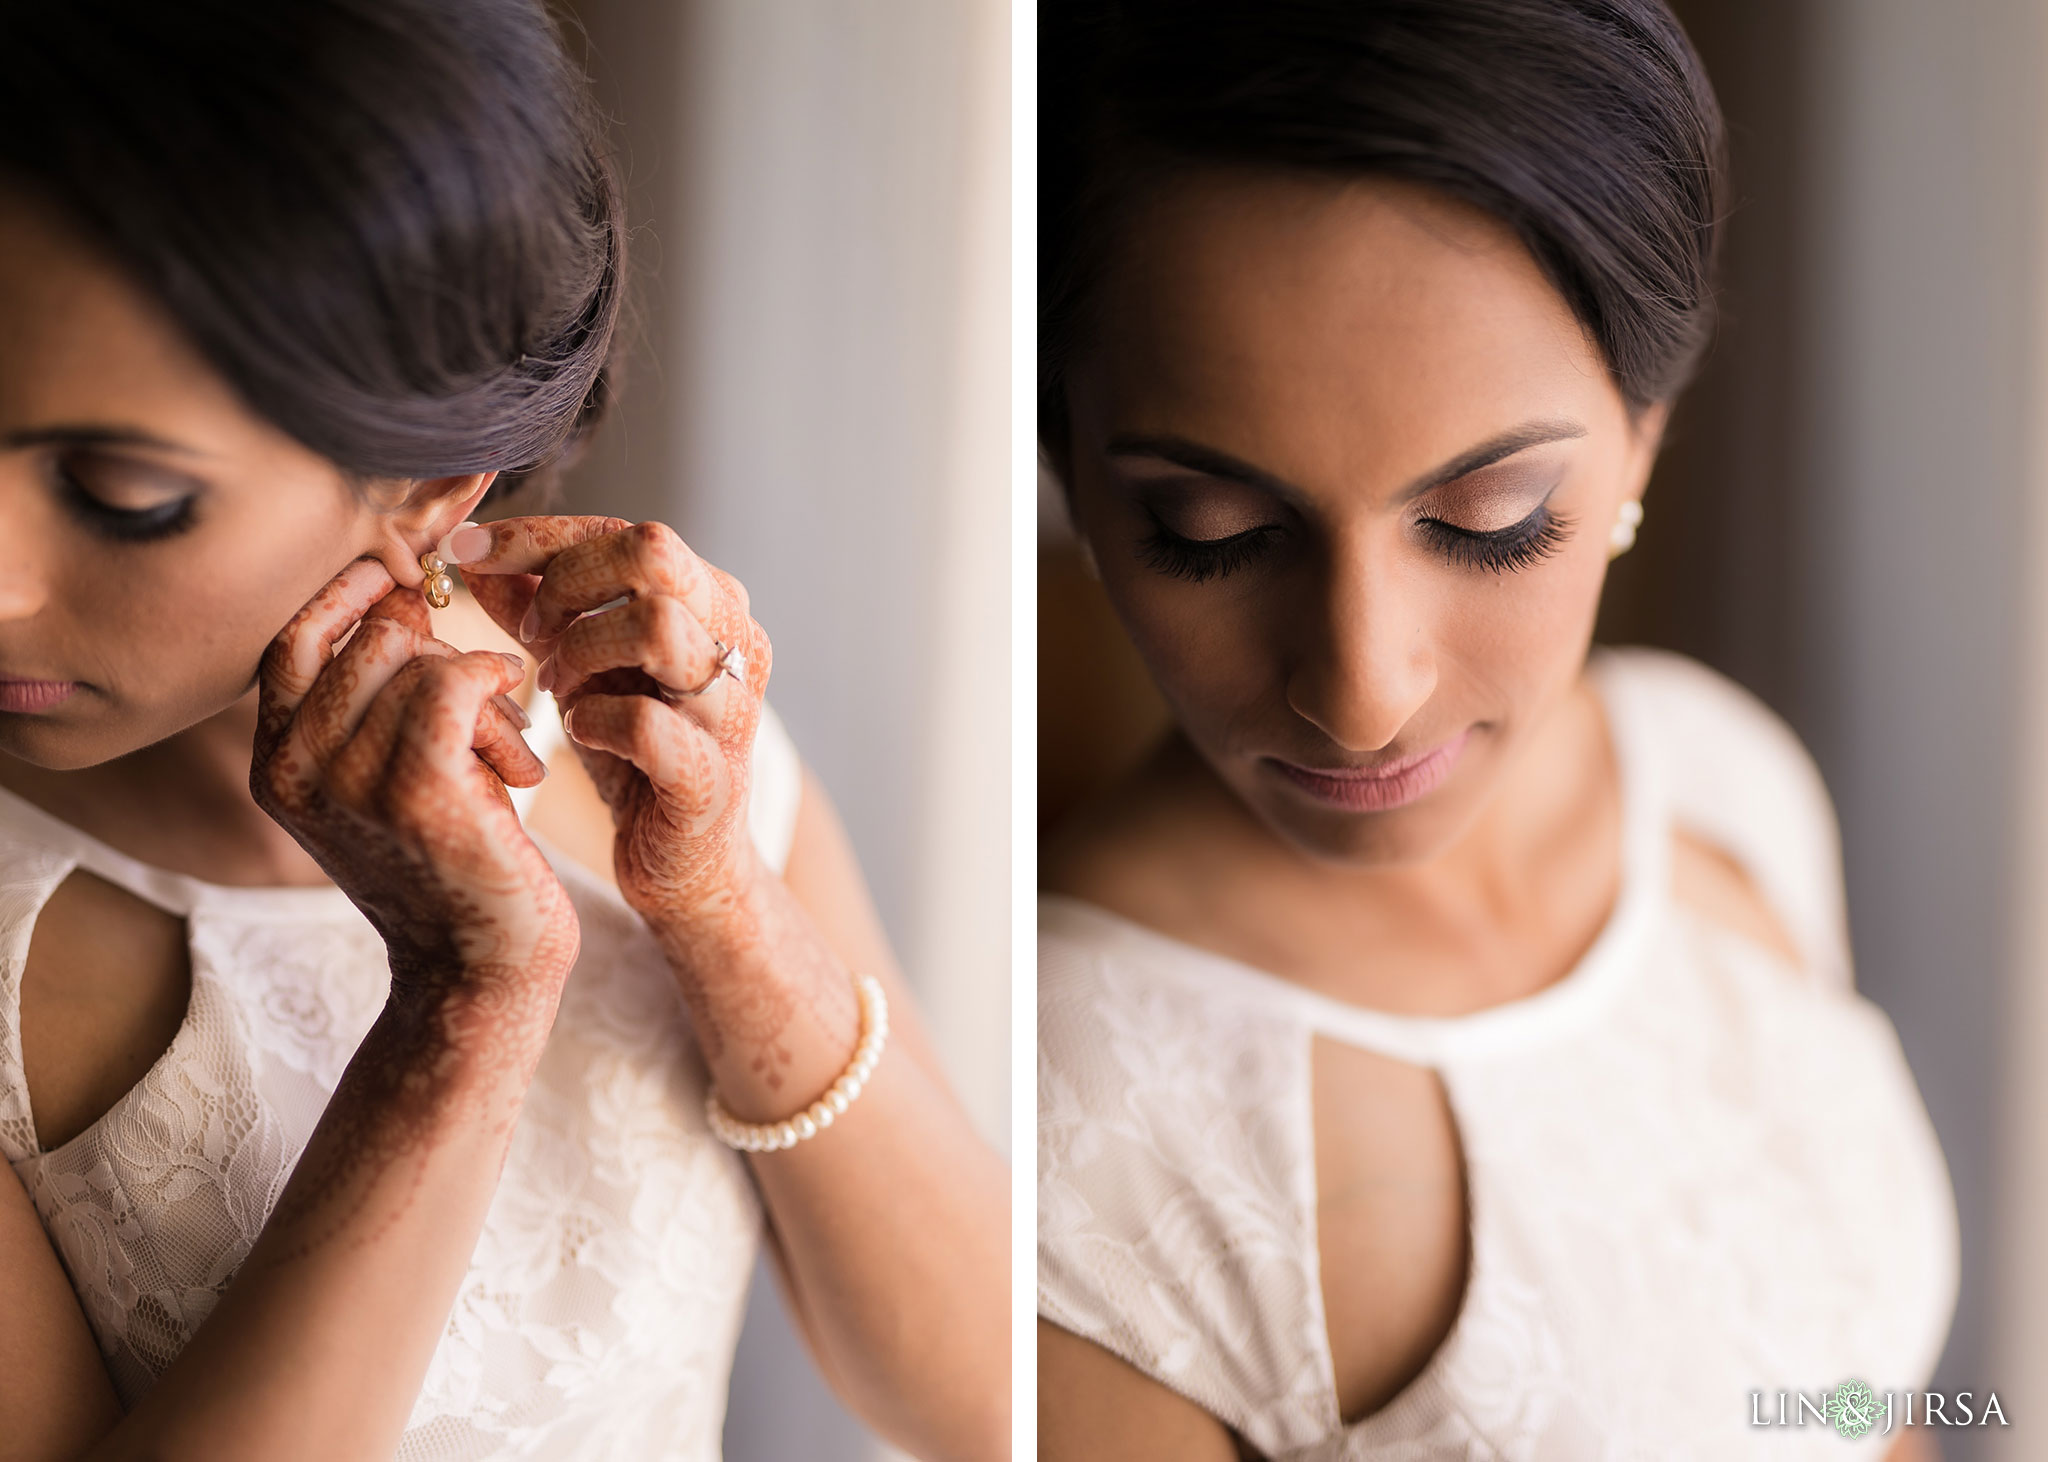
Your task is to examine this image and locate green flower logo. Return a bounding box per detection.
[1828,1378,1878,1439]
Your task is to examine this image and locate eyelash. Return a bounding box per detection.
[1139,520,1284,583]
[1416,504,1573,573]
[53,462,199,543]
[1140,503,1572,582]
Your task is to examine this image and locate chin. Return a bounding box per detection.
[0,691,220,771]
[0,718,114,771]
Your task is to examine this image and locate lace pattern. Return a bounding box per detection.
[1037,651,1959,1460]
[0,705,807,1460]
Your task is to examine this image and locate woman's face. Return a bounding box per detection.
[0,191,458,770]
[1061,171,1665,866]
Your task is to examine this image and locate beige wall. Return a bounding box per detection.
[554,2,1009,1457]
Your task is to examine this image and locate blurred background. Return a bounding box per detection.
[550,2,1008,1458]
[1039,2,2048,1455]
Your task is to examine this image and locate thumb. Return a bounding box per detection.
[460,569,541,643]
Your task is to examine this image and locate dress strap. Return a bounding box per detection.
[0,782,205,917]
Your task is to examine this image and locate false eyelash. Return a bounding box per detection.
[1418,504,1572,573]
[53,464,199,544]
[1138,520,1284,582]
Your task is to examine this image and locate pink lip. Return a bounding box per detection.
[1266,728,1471,813]
[0,678,79,713]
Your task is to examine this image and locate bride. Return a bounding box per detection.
[0,2,1005,1459]
[1037,0,1954,1458]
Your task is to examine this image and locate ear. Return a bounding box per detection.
[1623,401,1672,499]
[364,472,499,588]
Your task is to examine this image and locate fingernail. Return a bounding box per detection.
[537,656,556,693]
[519,604,540,643]
[438,522,492,564]
[491,693,531,730]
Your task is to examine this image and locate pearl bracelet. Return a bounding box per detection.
[705,974,889,1152]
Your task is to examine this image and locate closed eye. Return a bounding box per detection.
[1138,518,1284,582]
[1416,503,1572,572]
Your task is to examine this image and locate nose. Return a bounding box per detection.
[0,477,54,623]
[1286,547,1437,753]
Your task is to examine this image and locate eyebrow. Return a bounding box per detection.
[1105,418,1589,504]
[0,424,212,458]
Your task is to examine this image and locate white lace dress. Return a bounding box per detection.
[0,700,805,1461]
[1039,649,1959,1460]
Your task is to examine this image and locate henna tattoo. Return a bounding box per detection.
[247,563,582,1256]
[449,517,863,1092]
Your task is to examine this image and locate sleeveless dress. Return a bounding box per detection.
[1038,649,1959,1460]
[0,698,804,1461]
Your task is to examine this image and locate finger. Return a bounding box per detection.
[703,564,774,701]
[473,678,548,789]
[569,738,639,813]
[323,655,439,810]
[256,558,397,744]
[323,652,534,806]
[287,616,433,770]
[521,521,733,649]
[436,515,633,576]
[459,569,541,647]
[563,693,737,829]
[542,595,721,705]
[363,578,434,637]
[386,652,539,811]
[291,607,535,776]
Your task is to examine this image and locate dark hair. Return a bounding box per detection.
[1041,0,1727,456]
[0,0,623,503]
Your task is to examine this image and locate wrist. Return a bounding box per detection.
[381,951,570,1064]
[642,855,775,961]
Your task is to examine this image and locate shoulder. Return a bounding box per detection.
[1597,646,1822,793]
[1038,900,1295,1114]
[1596,647,1851,985]
[1038,898,1328,1451]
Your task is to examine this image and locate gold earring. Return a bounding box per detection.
[421,550,455,609]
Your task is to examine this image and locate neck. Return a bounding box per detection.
[0,690,332,889]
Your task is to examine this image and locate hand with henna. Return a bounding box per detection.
[11,561,594,1462]
[445,516,857,1109]
[250,556,581,1108]
[450,517,1009,1461]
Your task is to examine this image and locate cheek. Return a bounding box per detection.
[1098,570,1275,730]
[1437,536,1611,708]
[83,508,373,715]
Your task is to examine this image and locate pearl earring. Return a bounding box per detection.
[420,550,455,609]
[1608,500,1644,559]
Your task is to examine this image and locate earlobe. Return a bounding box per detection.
[367,471,498,587]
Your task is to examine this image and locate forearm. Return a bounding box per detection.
[87,992,550,1462]
[657,882,1008,1462]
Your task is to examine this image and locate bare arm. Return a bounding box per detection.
[0,1164,118,1462]
[737,768,1008,1459]
[1039,1321,1238,1462]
